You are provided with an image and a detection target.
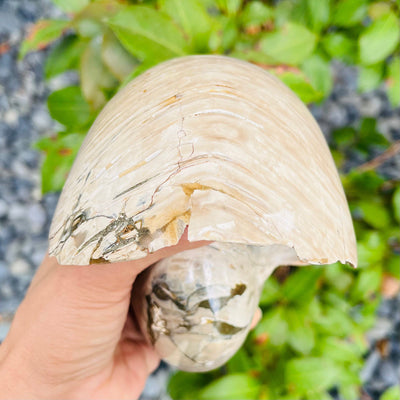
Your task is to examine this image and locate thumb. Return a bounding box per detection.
[1,230,210,393]
[29,228,211,304]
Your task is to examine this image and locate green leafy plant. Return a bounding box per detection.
[21,0,400,194]
[22,1,400,398]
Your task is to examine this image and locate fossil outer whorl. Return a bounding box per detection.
[49,55,357,267]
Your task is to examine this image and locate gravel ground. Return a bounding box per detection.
[0,1,399,399]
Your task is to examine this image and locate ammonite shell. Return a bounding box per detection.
[48,55,357,371]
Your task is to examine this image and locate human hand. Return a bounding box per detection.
[0,231,209,400]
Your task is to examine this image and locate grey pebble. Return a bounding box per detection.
[0,199,8,218]
[10,258,31,276]
[359,95,383,118]
[366,317,393,342]
[361,350,381,383]
[27,203,46,234]
[322,102,349,128]
[8,202,27,222]
[141,368,171,400]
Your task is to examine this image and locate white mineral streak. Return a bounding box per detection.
[48,55,357,268]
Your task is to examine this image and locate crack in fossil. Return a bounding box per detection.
[113,176,158,200]
[79,213,150,262]
[52,118,276,262]
[146,280,247,364]
[152,281,247,315]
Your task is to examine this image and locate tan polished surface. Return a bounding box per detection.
[49,55,357,267]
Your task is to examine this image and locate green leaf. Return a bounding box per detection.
[279,72,323,103]
[159,0,212,51]
[381,385,400,400]
[358,200,390,229]
[216,0,242,15]
[80,39,118,109]
[286,308,315,355]
[302,54,333,97]
[44,34,86,79]
[255,307,288,346]
[52,0,89,13]
[324,263,353,293]
[322,291,351,313]
[316,307,354,336]
[351,267,382,301]
[332,0,368,27]
[358,117,389,149]
[47,86,92,128]
[101,30,138,81]
[120,59,160,88]
[322,32,356,62]
[368,2,392,20]
[333,126,356,147]
[344,170,384,194]
[226,348,257,373]
[359,12,400,65]
[282,267,323,304]
[386,56,400,107]
[274,0,308,27]
[357,231,387,268]
[168,371,209,400]
[259,277,281,306]
[339,383,361,400]
[393,187,400,223]
[285,357,339,396]
[20,19,70,58]
[241,1,272,28]
[198,373,260,400]
[306,0,331,32]
[260,22,316,66]
[386,254,400,279]
[36,133,85,193]
[109,6,188,62]
[358,63,383,92]
[317,337,362,363]
[74,18,103,38]
[221,17,239,51]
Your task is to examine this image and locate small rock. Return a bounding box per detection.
[323,102,349,128]
[11,158,32,178]
[0,199,8,218]
[0,262,8,281]
[27,203,46,233]
[141,367,170,400]
[31,107,53,132]
[360,95,383,118]
[379,360,399,387]
[0,280,15,301]
[10,258,31,276]
[361,350,381,382]
[3,108,19,127]
[8,202,26,221]
[367,317,393,342]
[378,116,400,141]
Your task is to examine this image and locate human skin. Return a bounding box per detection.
[0,231,261,400]
[0,232,211,400]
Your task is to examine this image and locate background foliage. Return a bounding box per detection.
[22,0,400,399]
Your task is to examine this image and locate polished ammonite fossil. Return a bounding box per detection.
[48,55,357,372]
